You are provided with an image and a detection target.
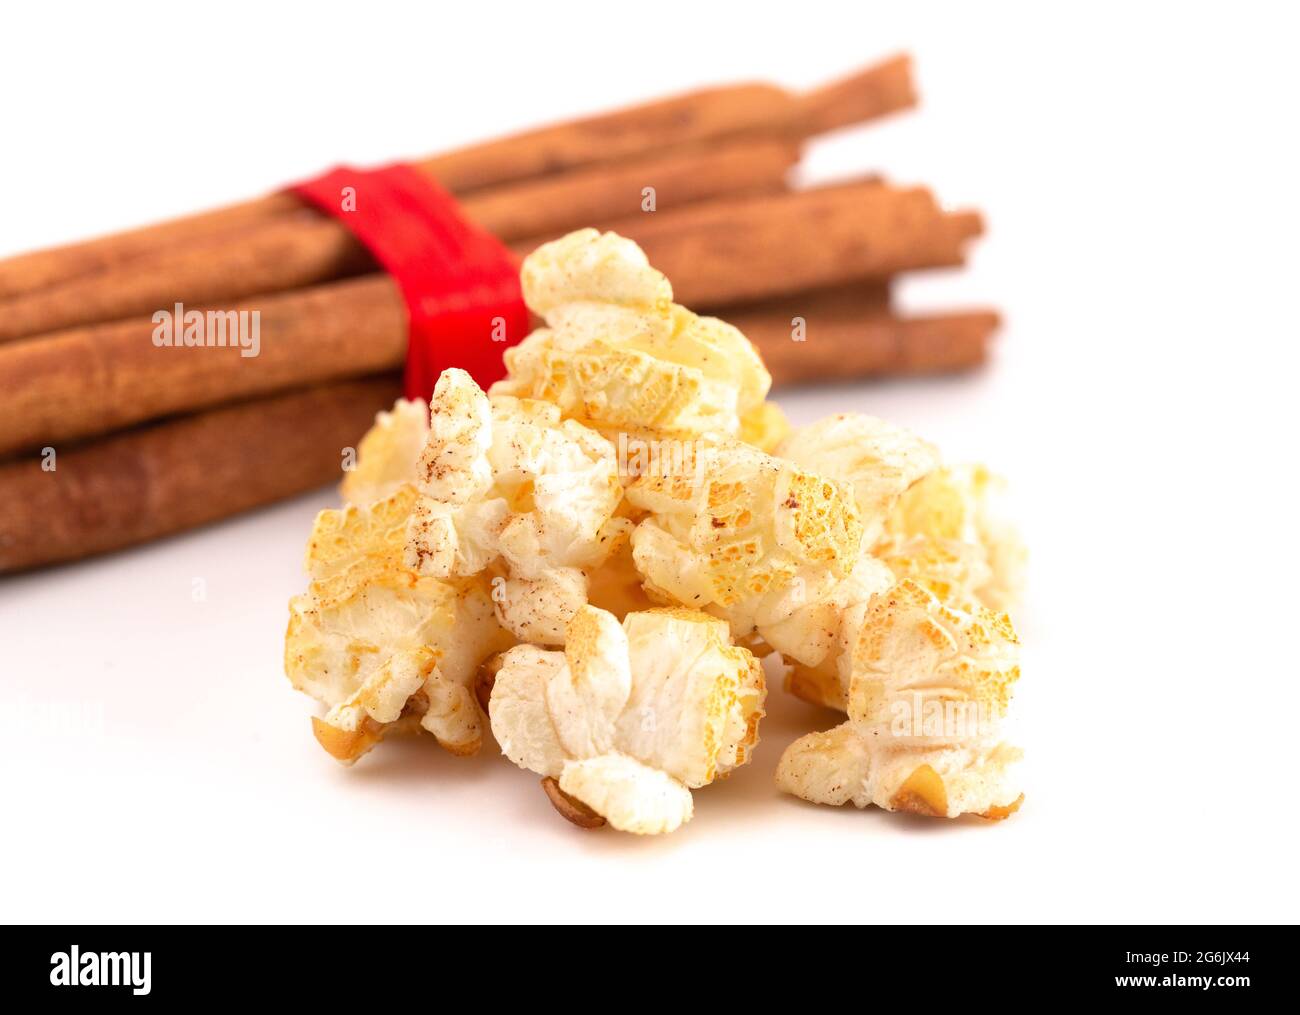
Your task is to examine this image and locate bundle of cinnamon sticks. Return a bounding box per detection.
[0,54,999,572]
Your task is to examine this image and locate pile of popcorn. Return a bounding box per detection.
[284,229,1027,834]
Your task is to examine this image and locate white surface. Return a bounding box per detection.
[3,2,1298,924]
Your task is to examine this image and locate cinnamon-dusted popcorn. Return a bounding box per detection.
[882,464,1026,612]
[285,485,513,764]
[766,555,895,710]
[340,398,429,507]
[492,229,771,439]
[776,578,1023,819]
[626,436,864,635]
[874,533,992,609]
[777,413,940,545]
[489,605,765,834]
[777,540,995,712]
[518,227,673,317]
[405,368,630,644]
[281,228,1029,831]
[487,567,590,646]
[775,419,1023,709]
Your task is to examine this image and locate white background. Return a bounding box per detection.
[3,2,1298,924]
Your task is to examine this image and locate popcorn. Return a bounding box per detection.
[489,605,765,834]
[777,413,940,545]
[488,567,589,646]
[874,532,992,609]
[285,486,513,763]
[738,399,792,453]
[774,416,1024,715]
[281,228,1028,829]
[882,464,1026,612]
[404,368,630,644]
[776,579,1023,819]
[519,228,672,318]
[767,555,895,710]
[774,542,1016,713]
[626,436,864,635]
[492,229,772,439]
[339,398,429,507]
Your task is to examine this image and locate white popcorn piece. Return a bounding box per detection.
[882,464,1027,613]
[490,605,765,834]
[405,368,630,644]
[490,568,590,646]
[339,397,430,507]
[767,555,896,711]
[285,486,513,764]
[520,227,673,318]
[626,436,863,636]
[492,229,772,439]
[776,579,1023,820]
[558,755,693,835]
[777,412,941,546]
[779,538,996,712]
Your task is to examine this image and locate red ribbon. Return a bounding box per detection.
[290,164,529,399]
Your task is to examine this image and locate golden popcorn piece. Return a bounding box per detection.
[884,464,1026,613]
[339,398,429,507]
[285,486,513,764]
[493,229,771,439]
[847,579,1019,732]
[873,533,992,609]
[778,412,941,545]
[627,437,864,637]
[405,368,631,645]
[489,605,765,834]
[776,579,1023,820]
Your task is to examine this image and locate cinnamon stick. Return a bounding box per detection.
[0,195,312,302]
[426,54,915,190]
[709,279,891,318]
[0,276,407,457]
[0,375,401,573]
[0,140,798,343]
[728,292,999,382]
[781,55,916,139]
[602,180,981,307]
[0,184,980,456]
[468,139,796,244]
[0,55,913,302]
